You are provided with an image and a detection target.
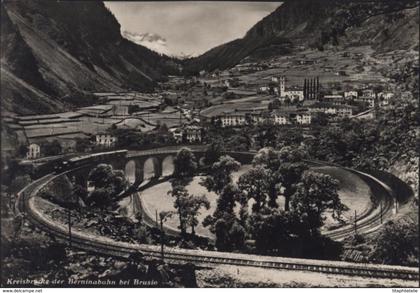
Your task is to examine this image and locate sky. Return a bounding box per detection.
[104,1,281,57]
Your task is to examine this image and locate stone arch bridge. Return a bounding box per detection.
[70,146,255,191]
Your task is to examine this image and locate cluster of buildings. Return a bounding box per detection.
[198,74,398,129]
[205,108,313,128]
[170,124,202,144]
[207,103,354,128]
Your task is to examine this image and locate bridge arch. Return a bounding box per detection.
[162,155,175,177]
[143,157,161,180]
[125,160,136,184]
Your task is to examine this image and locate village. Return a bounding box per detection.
[3,65,400,161]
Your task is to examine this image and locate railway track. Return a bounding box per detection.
[318,166,395,241]
[17,172,419,281]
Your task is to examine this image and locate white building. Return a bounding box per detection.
[27,143,41,159]
[309,105,337,115]
[219,113,246,127]
[362,89,375,98]
[170,128,183,143]
[284,90,304,101]
[259,86,270,93]
[309,104,353,119]
[378,92,394,106]
[95,133,116,147]
[336,106,353,118]
[272,112,289,125]
[344,91,358,98]
[279,76,304,101]
[185,125,202,143]
[296,113,312,125]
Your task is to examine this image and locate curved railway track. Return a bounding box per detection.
[17,171,419,281]
[313,163,396,241]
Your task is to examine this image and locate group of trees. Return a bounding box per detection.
[204,97,418,176]
[167,144,347,257]
[306,100,418,171]
[109,127,176,150]
[236,147,347,256]
[70,164,128,208]
[167,148,210,236]
[42,140,63,156]
[201,155,244,251]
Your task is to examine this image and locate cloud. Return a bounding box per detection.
[105,1,281,56]
[122,31,171,56]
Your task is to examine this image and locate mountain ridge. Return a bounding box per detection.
[1,0,180,115]
[183,0,419,73]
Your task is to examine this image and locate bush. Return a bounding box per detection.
[369,219,419,266]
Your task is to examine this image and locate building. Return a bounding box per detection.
[283,90,304,101]
[362,89,375,98]
[308,103,353,120]
[308,104,337,115]
[169,127,184,143]
[27,143,41,159]
[336,106,353,118]
[184,125,202,143]
[219,112,247,127]
[95,133,116,147]
[272,111,289,125]
[323,95,345,105]
[378,92,394,106]
[344,91,358,98]
[279,76,304,101]
[258,86,270,93]
[295,112,312,125]
[356,96,375,108]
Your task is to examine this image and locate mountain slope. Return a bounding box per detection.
[1,0,179,115]
[184,0,419,73]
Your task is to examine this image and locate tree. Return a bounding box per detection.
[277,146,309,211]
[211,212,246,252]
[203,183,242,232]
[312,112,329,126]
[8,175,31,194]
[214,217,231,251]
[268,99,281,110]
[238,166,270,213]
[184,195,210,235]
[369,219,419,266]
[252,148,282,207]
[16,145,28,158]
[72,184,88,205]
[203,139,225,166]
[201,155,240,195]
[167,182,211,237]
[42,140,62,156]
[249,209,292,253]
[228,221,246,251]
[167,184,190,235]
[173,148,197,181]
[88,164,114,189]
[87,164,128,206]
[290,171,348,236]
[75,138,93,153]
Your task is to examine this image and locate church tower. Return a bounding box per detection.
[279,76,286,96]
